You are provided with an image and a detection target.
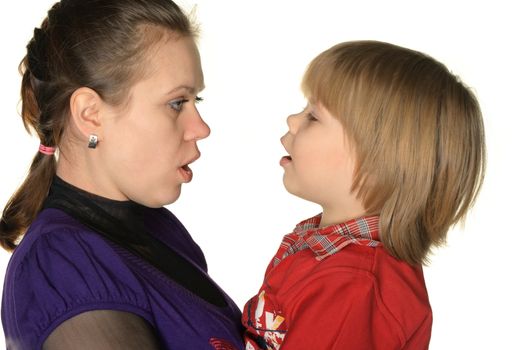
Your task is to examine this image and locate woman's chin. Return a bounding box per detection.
[138,185,182,208]
[162,186,182,206]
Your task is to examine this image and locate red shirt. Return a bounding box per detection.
[242,215,432,349]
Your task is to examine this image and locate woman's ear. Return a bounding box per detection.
[69,87,103,141]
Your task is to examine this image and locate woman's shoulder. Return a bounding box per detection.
[9,208,131,270]
[6,208,152,303]
[6,208,97,267]
[2,208,152,348]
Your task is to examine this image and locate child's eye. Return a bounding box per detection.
[169,98,189,112]
[195,96,204,104]
[307,113,318,121]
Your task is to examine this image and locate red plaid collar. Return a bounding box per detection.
[273,214,381,267]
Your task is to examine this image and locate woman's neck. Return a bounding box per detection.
[56,154,128,201]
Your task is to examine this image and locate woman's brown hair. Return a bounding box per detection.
[0,0,196,251]
[302,41,486,265]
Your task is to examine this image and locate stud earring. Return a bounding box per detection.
[88,134,99,149]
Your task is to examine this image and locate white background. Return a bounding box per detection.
[1,1,525,349]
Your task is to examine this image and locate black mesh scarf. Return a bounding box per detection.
[43,176,226,308]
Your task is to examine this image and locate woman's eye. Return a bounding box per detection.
[168,96,203,112]
[169,98,189,112]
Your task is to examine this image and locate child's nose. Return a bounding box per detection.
[286,112,302,134]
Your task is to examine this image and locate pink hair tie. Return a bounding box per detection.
[38,144,56,156]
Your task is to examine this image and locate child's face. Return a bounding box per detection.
[280,103,363,217]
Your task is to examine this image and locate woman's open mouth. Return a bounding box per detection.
[179,164,193,182]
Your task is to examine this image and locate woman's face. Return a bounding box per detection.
[97,36,210,207]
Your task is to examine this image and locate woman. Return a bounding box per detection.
[0,0,243,349]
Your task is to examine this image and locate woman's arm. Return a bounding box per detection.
[43,310,161,350]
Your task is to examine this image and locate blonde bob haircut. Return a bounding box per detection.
[302,41,486,265]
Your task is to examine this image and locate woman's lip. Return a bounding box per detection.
[178,152,200,183]
[178,164,193,183]
[280,155,292,167]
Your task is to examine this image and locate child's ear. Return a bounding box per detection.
[69,87,103,140]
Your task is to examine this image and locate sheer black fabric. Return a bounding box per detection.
[42,310,161,350]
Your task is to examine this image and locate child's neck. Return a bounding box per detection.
[319,204,367,228]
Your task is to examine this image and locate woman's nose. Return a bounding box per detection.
[184,110,210,141]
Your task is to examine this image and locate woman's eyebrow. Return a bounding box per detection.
[164,84,205,96]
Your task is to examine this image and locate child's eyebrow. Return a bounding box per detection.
[309,103,320,114]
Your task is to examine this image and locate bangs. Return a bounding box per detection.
[300,45,361,123]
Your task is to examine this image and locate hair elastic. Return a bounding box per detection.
[38,144,56,156]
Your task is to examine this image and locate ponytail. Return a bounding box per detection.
[0,58,58,251]
[0,153,56,251]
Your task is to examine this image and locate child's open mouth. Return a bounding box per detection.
[280,155,292,166]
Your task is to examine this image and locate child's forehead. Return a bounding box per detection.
[304,95,329,110]
[303,97,318,109]
[303,94,319,106]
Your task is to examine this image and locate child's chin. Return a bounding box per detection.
[282,181,310,203]
[281,176,294,194]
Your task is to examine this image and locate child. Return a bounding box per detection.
[242,41,485,349]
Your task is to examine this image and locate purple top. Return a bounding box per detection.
[1,207,243,349]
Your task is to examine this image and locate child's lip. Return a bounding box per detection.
[280,155,292,166]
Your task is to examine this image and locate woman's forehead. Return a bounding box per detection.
[134,37,204,96]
